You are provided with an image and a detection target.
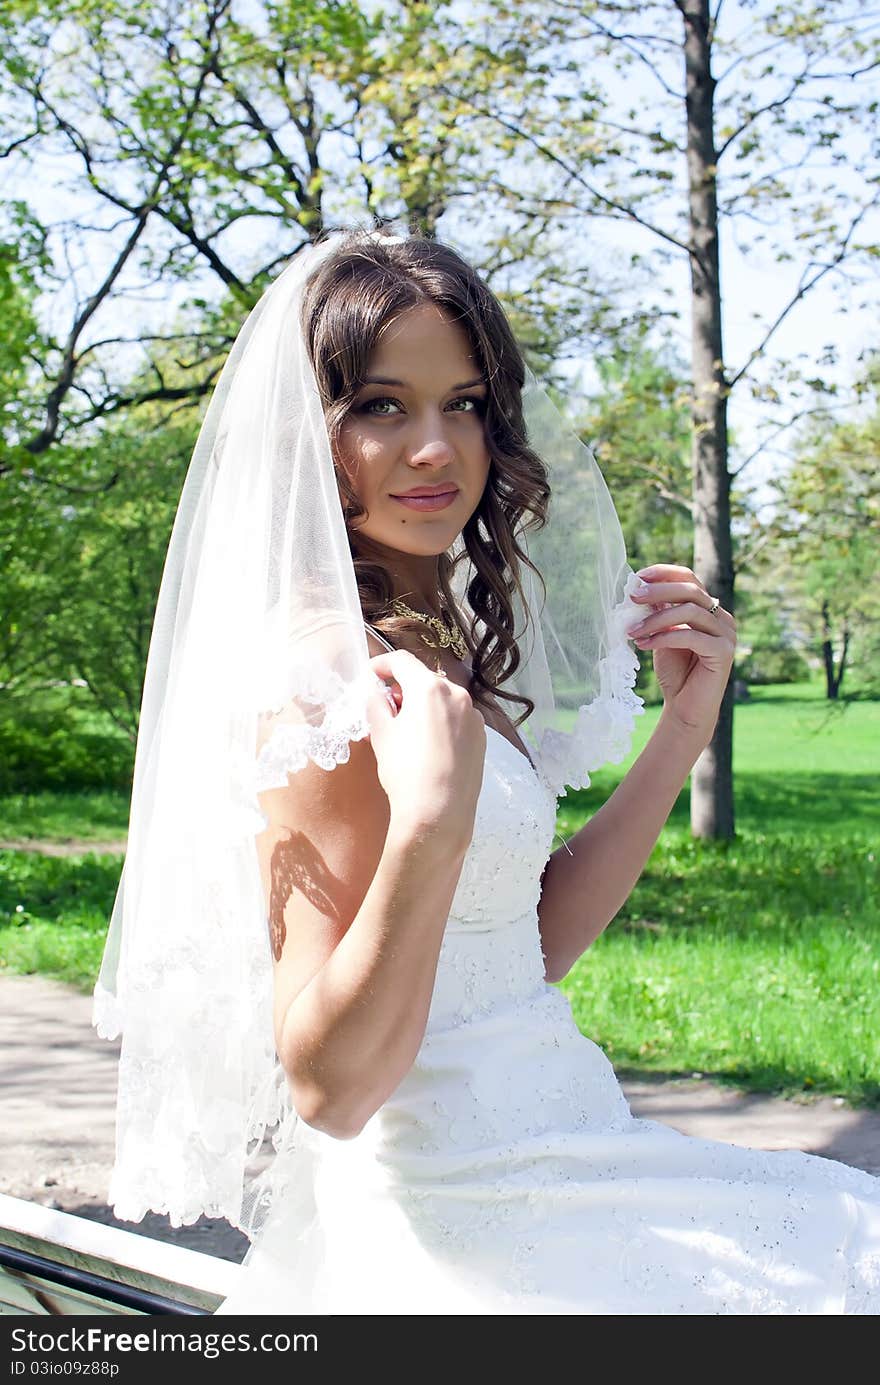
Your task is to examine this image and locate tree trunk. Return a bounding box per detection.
[678,0,735,839]
[820,599,849,698]
[838,621,849,695]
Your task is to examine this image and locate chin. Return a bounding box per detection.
[388,534,459,558]
[356,519,464,558]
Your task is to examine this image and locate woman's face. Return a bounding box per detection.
[336,303,491,558]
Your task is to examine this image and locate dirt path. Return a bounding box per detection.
[2,973,878,1265]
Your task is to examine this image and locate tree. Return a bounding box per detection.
[0,192,212,727]
[0,0,369,453]
[454,0,880,835]
[0,1,635,748]
[577,339,694,565]
[3,1,878,831]
[0,0,645,457]
[0,203,58,702]
[47,417,197,738]
[764,373,880,698]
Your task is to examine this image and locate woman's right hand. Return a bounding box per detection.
[366,650,486,857]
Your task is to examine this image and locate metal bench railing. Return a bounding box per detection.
[0,1193,241,1316]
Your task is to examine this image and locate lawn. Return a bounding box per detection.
[0,680,877,1103]
[556,683,878,1105]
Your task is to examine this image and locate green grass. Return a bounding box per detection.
[558,830,878,1105]
[568,680,878,836]
[552,681,879,1106]
[0,790,129,842]
[0,850,121,991]
[0,679,878,1104]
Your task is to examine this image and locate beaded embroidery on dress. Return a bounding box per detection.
[215,628,880,1316]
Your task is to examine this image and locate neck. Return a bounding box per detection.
[389,558,443,617]
[350,533,444,617]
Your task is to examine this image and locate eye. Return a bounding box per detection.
[361,396,403,416]
[447,396,486,414]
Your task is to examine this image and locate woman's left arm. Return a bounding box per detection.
[537,563,737,985]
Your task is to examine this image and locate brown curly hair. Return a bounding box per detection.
[300,228,551,727]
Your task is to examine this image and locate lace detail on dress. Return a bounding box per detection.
[443,732,557,933]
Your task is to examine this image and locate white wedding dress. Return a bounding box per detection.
[216,649,880,1315]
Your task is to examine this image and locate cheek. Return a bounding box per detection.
[333,446,367,502]
[336,425,389,482]
[465,416,491,462]
[471,432,492,482]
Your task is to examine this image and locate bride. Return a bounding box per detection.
[95,227,880,1315]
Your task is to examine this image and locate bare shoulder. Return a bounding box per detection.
[256,629,392,1041]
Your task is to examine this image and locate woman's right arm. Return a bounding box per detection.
[257,650,485,1140]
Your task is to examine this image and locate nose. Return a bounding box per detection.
[407,408,456,467]
[408,436,455,468]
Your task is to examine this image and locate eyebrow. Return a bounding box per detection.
[362,375,487,391]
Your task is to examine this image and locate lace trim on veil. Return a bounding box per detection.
[530,570,645,800]
[251,574,645,810]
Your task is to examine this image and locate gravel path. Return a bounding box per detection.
[2,972,878,1265]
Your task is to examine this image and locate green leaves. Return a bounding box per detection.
[745,363,880,699]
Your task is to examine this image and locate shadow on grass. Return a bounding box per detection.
[744,685,878,707]
[734,772,877,833]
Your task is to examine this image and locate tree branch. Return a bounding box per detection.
[22,0,232,453]
[730,400,855,479]
[13,468,121,496]
[716,70,809,161]
[444,92,695,260]
[220,74,307,207]
[66,372,222,429]
[727,196,879,392]
[24,212,152,454]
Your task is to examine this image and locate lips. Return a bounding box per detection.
[391,485,459,498]
[391,487,460,512]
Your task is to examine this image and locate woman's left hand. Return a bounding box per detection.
[627,563,737,744]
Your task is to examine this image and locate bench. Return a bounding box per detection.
[0,1193,241,1316]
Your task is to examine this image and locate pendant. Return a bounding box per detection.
[390,598,467,660]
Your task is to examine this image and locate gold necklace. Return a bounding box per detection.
[389,597,467,660]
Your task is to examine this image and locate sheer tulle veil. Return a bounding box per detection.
[92,227,644,1236]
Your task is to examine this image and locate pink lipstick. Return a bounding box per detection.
[391,486,459,512]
